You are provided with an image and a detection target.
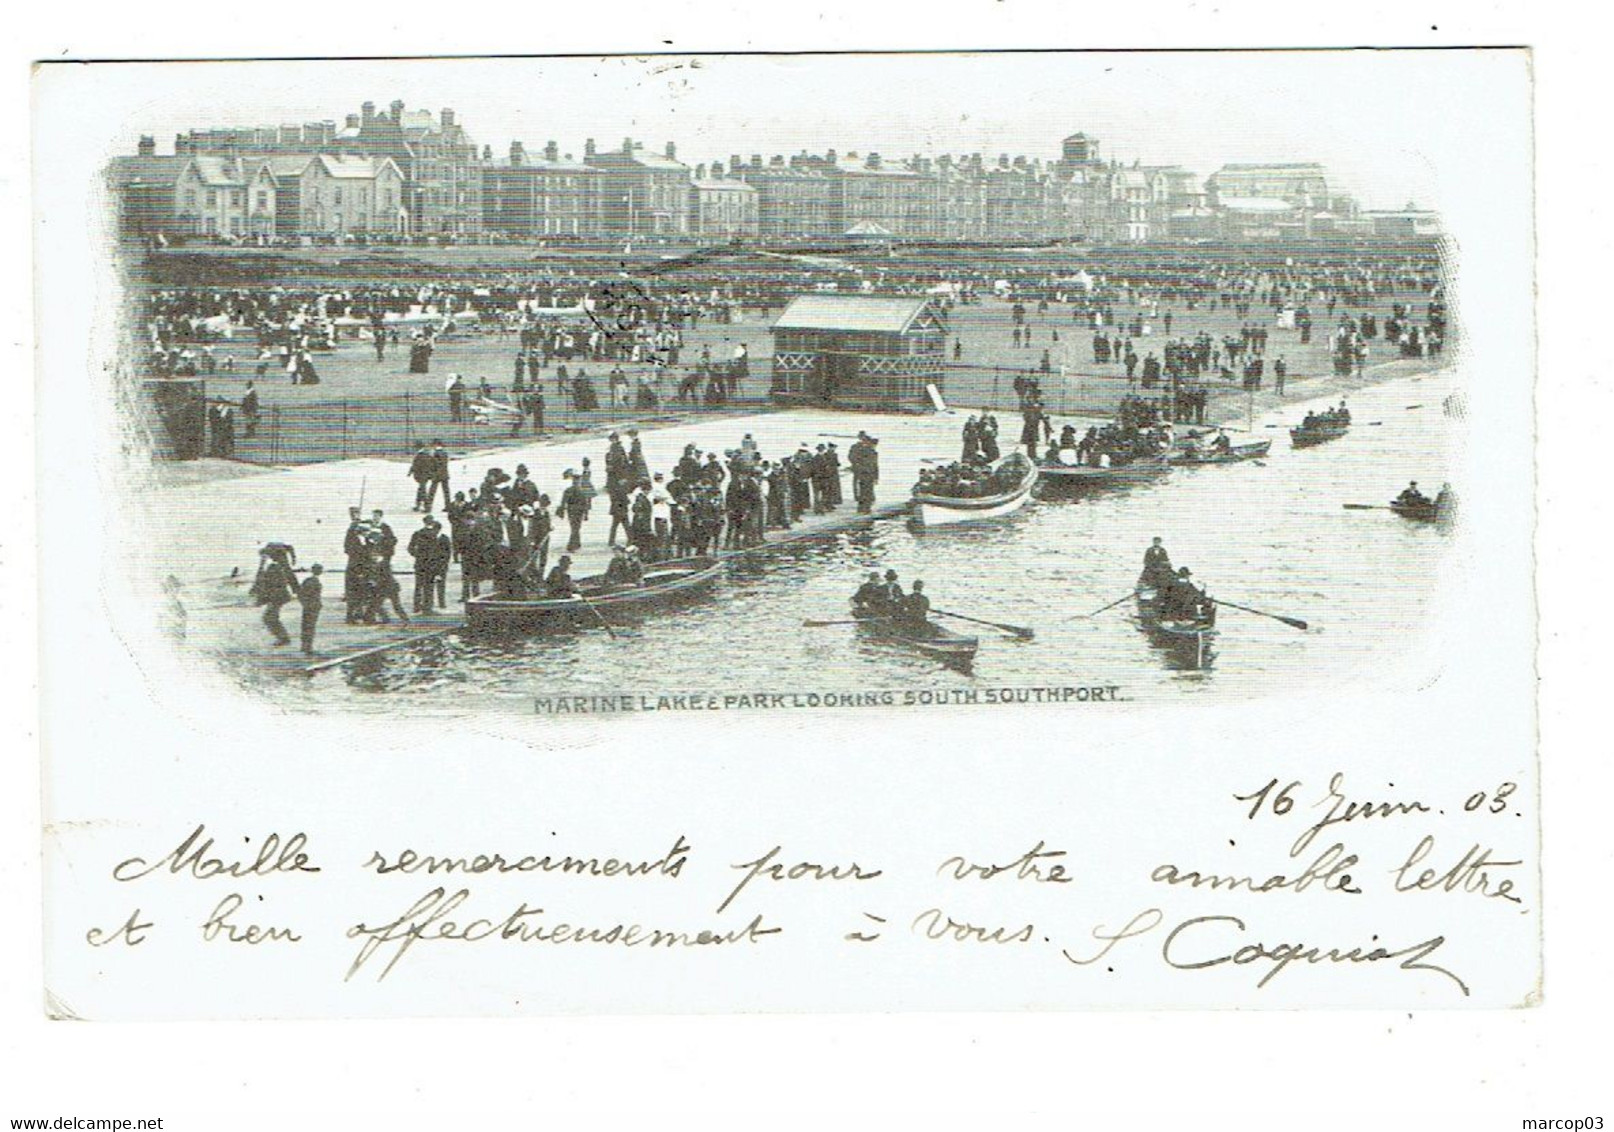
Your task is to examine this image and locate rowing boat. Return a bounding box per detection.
[465,555,724,633]
[1389,499,1441,523]
[1169,439,1272,466]
[1289,420,1350,447]
[911,455,1038,526]
[1134,583,1218,669]
[852,611,979,665]
[1037,455,1171,485]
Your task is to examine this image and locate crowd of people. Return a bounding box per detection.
[252,425,887,635]
[913,451,1032,500]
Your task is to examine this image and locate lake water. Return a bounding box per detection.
[269,369,1459,714]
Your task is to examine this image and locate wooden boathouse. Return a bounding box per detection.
[769,294,947,411]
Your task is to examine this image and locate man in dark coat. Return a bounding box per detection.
[296,564,323,655]
[848,432,879,514]
[1142,537,1173,589]
[343,507,368,623]
[556,472,591,553]
[370,510,397,563]
[409,516,452,613]
[408,443,434,511]
[252,546,298,646]
[240,382,260,438]
[423,440,451,513]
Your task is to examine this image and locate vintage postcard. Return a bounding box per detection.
[33,48,1537,1018]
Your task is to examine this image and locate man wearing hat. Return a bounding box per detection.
[423,439,451,513]
[507,464,539,510]
[343,506,369,623]
[296,564,324,656]
[848,431,879,514]
[881,569,905,609]
[556,470,591,553]
[409,516,452,614]
[408,442,434,512]
[1142,537,1173,590]
[446,374,465,422]
[852,571,885,616]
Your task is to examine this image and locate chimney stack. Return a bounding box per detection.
[544,140,558,162]
[509,141,525,165]
[389,100,404,123]
[361,101,376,124]
[622,136,634,154]
[665,141,677,160]
[695,163,707,180]
[441,108,456,129]
[136,135,155,157]
[585,138,597,159]
[345,114,361,129]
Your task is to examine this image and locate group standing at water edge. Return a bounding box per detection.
[245,421,887,653]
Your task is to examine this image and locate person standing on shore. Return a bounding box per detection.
[343,507,368,623]
[251,544,298,647]
[409,516,450,614]
[557,471,591,553]
[297,564,323,656]
[849,431,879,514]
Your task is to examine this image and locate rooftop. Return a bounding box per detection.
[773,294,935,335]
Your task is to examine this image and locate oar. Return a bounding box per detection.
[303,624,458,675]
[804,618,863,627]
[1343,503,1396,511]
[1067,591,1135,621]
[932,608,1035,639]
[567,593,618,639]
[1214,599,1309,631]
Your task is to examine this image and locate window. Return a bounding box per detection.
[185,191,198,211]
[230,190,243,208]
[256,192,269,212]
[333,187,343,205]
[206,190,218,208]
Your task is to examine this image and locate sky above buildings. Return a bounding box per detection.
[90,50,1528,211]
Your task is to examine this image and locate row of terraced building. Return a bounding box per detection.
[110,98,1435,245]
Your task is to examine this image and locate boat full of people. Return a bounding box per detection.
[1290,401,1352,448]
[847,571,979,666]
[911,453,1037,526]
[1036,408,1175,487]
[1169,430,1272,466]
[465,549,724,633]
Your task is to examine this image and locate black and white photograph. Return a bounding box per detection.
[13,19,1590,1124]
[88,52,1483,711]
